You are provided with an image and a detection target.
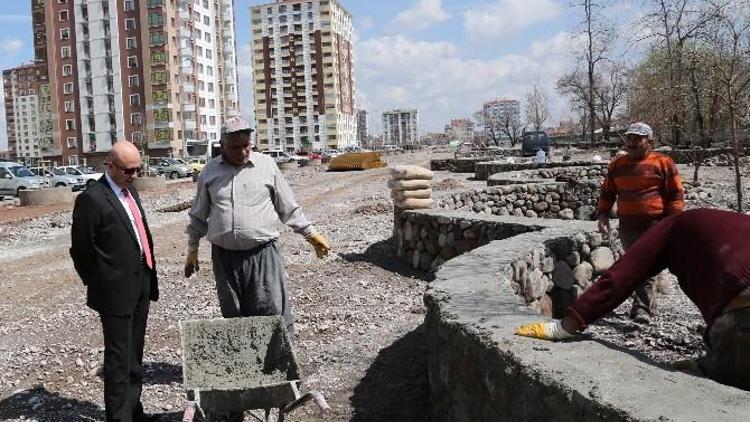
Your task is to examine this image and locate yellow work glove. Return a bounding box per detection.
[515,320,575,341]
[184,249,199,278]
[306,233,331,258]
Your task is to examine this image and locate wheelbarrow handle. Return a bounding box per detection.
[282,391,332,417]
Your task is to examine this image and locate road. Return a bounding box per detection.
[0,152,438,421]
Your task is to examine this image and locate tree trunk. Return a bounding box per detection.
[730,106,743,212]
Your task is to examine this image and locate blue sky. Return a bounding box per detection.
[0,0,636,150]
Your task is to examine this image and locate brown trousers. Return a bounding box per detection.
[699,308,750,390]
[619,227,659,316]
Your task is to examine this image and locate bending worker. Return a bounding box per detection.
[596,122,684,324]
[517,208,750,390]
[184,116,331,335]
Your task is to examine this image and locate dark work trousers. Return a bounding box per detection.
[99,265,151,422]
[699,307,750,390]
[211,242,293,335]
[619,227,659,317]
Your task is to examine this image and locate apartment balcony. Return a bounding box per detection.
[178,10,190,21]
[178,28,190,39]
[182,84,195,93]
[184,120,197,130]
[182,103,196,111]
[148,140,172,150]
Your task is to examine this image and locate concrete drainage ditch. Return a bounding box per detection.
[397,209,750,421]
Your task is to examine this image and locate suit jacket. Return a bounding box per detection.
[70,177,158,315]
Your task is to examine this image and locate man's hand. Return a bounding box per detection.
[306,233,331,258]
[597,214,610,234]
[184,250,199,278]
[515,320,575,341]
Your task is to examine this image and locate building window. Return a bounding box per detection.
[63,82,74,94]
[65,119,75,130]
[66,137,76,148]
[124,0,135,11]
[203,16,210,26]
[207,82,214,92]
[128,75,139,87]
[129,94,140,106]
[149,31,166,46]
[61,46,71,58]
[64,101,74,112]
[127,56,138,68]
[67,155,78,165]
[151,70,167,84]
[126,37,137,49]
[204,33,211,42]
[62,64,73,76]
[131,113,142,125]
[148,12,164,27]
[59,10,69,21]
[148,0,163,7]
[60,28,70,40]
[153,89,167,103]
[151,50,166,64]
[125,18,136,30]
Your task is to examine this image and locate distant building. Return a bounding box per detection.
[382,109,419,147]
[2,63,48,165]
[19,0,240,165]
[444,118,474,143]
[356,109,368,145]
[250,0,357,152]
[483,98,520,121]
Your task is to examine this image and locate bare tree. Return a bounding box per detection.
[525,84,550,131]
[594,61,628,142]
[701,0,750,211]
[473,109,504,146]
[500,108,524,146]
[573,0,614,146]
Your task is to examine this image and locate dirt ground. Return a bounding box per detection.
[0,152,441,422]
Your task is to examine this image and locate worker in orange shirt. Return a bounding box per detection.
[597,122,684,324]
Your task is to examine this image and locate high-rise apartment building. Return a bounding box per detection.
[356,108,367,145]
[483,98,520,122]
[444,118,474,143]
[382,109,418,147]
[2,63,49,163]
[250,0,357,152]
[20,0,240,166]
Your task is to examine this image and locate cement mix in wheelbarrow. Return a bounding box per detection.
[180,316,300,391]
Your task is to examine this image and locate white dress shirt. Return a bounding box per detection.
[105,172,144,253]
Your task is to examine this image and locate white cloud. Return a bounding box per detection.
[390,0,451,31]
[463,0,561,43]
[1,39,23,56]
[355,32,578,133]
[359,16,375,33]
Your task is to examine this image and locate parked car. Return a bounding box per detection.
[521,131,550,157]
[0,162,44,197]
[262,150,304,163]
[294,151,322,161]
[320,149,342,161]
[56,165,104,186]
[184,157,206,173]
[151,157,192,179]
[29,167,86,191]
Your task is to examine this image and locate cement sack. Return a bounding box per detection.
[392,188,432,201]
[389,165,433,180]
[387,179,432,191]
[396,198,434,210]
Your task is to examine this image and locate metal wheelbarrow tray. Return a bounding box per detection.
[179,316,330,421]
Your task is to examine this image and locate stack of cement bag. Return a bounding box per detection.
[388,165,433,210]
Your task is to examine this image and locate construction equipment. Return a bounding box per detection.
[327,152,386,171]
[180,316,330,422]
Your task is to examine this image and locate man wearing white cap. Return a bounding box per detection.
[183,116,330,336]
[596,122,684,324]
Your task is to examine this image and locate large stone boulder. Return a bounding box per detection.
[590,247,615,273]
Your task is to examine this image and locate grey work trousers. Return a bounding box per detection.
[619,227,658,317]
[211,242,294,335]
[699,308,750,390]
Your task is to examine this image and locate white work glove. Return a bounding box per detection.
[515,320,575,341]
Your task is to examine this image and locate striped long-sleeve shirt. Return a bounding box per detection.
[597,151,684,230]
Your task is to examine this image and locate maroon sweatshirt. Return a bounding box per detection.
[567,208,750,329]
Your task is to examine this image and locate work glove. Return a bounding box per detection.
[306,233,331,258]
[184,249,199,278]
[515,320,575,341]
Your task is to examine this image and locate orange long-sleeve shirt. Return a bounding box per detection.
[597,151,684,230]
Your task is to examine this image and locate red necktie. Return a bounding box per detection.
[122,188,153,269]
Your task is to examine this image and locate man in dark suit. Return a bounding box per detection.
[70,141,159,422]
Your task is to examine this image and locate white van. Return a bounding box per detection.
[0,162,44,197]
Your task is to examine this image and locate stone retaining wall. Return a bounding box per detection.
[438,182,602,221]
[475,160,602,181]
[413,209,750,421]
[487,165,607,186]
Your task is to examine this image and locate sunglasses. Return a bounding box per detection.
[112,161,141,176]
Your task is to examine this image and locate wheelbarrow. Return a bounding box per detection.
[179,316,331,421]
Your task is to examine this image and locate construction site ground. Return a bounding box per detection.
[0,148,748,421]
